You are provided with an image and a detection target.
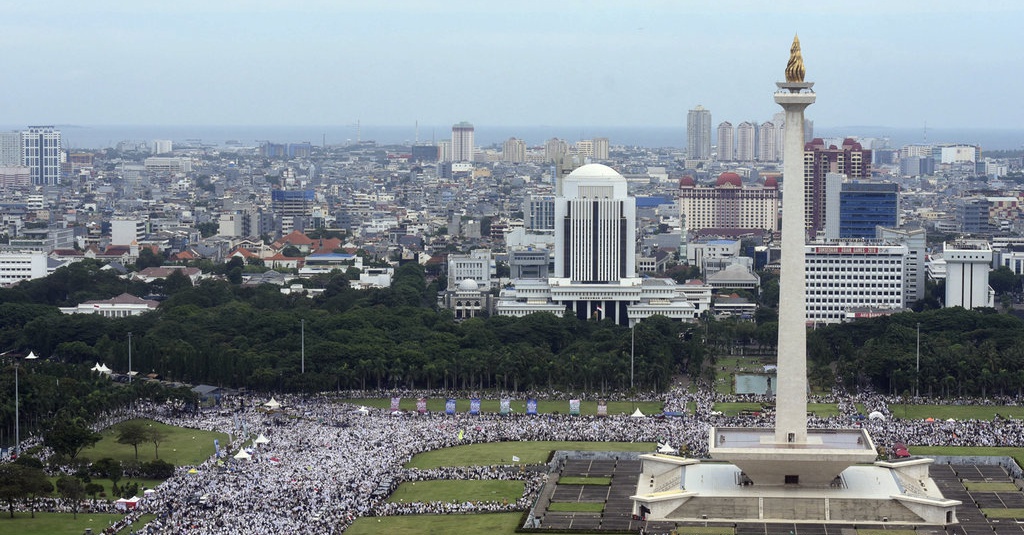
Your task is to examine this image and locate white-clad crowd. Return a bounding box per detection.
[5,386,1024,533]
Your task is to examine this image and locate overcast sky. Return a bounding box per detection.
[2,0,1020,130]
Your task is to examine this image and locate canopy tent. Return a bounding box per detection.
[263,397,282,410]
[253,434,271,445]
[868,411,886,421]
[657,442,679,455]
[25,351,38,360]
[233,449,252,460]
[354,406,370,416]
[630,408,645,418]
[114,496,140,510]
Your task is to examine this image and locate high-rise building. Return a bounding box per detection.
[757,121,777,162]
[152,139,173,155]
[22,126,61,186]
[555,165,635,282]
[836,182,900,239]
[716,122,734,161]
[943,240,993,310]
[544,138,568,163]
[451,121,474,162]
[0,132,21,166]
[574,140,594,159]
[523,195,556,232]
[502,137,525,163]
[803,138,871,237]
[805,242,907,324]
[735,121,756,161]
[687,105,712,160]
[592,137,609,160]
[678,173,779,232]
[877,226,927,306]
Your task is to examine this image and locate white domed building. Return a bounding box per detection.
[496,164,698,326]
[439,276,495,320]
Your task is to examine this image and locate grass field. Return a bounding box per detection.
[345,512,522,535]
[0,512,155,535]
[964,481,1019,491]
[406,441,657,469]
[82,419,230,466]
[887,404,1024,421]
[342,397,664,416]
[45,476,163,500]
[906,445,1024,467]
[557,476,611,485]
[547,502,604,512]
[981,508,1024,518]
[386,480,525,504]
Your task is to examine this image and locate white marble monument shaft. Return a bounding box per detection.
[773,83,815,444]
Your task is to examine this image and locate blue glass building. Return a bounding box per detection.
[838,182,899,239]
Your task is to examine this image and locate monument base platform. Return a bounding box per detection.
[632,455,960,526]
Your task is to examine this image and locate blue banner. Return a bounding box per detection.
[445,398,457,415]
[214,439,220,455]
[470,398,481,415]
[526,399,538,415]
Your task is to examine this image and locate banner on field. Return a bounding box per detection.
[569,399,581,416]
[416,397,427,414]
[214,439,220,455]
[445,398,457,415]
[500,398,511,415]
[597,400,608,417]
[470,398,481,415]
[526,399,538,415]
[390,397,401,412]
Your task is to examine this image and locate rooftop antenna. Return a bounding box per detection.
[923,121,928,144]
[415,121,419,144]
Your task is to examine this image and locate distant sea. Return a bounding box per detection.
[6,124,1024,151]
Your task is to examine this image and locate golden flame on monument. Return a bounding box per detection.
[785,34,805,83]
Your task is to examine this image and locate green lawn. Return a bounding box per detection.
[0,512,154,535]
[557,476,611,485]
[964,481,1018,491]
[82,419,230,466]
[386,480,524,503]
[887,404,1024,421]
[342,397,663,416]
[547,502,604,512]
[45,476,163,500]
[981,508,1024,519]
[345,513,522,535]
[406,441,657,469]
[907,446,1024,467]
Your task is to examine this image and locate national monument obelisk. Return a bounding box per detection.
[773,34,815,445]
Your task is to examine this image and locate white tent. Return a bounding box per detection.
[868,411,886,421]
[25,351,38,360]
[630,408,645,418]
[253,434,270,445]
[657,442,679,455]
[354,406,370,416]
[91,362,104,372]
[263,397,282,410]
[233,449,252,460]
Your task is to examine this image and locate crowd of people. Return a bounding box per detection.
[5,385,1024,533]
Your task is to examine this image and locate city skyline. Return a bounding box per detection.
[2,1,1022,132]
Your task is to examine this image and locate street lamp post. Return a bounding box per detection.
[630,324,635,390]
[301,319,305,374]
[13,360,18,458]
[128,331,133,383]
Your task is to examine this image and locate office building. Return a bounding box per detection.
[496,164,697,326]
[716,122,734,161]
[451,121,475,162]
[152,139,173,155]
[956,197,992,234]
[0,132,21,166]
[687,105,712,160]
[678,173,779,232]
[805,242,907,324]
[943,240,994,310]
[523,195,556,233]
[0,251,55,286]
[833,181,900,239]
[110,219,148,246]
[876,226,927,306]
[22,126,62,186]
[544,138,568,163]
